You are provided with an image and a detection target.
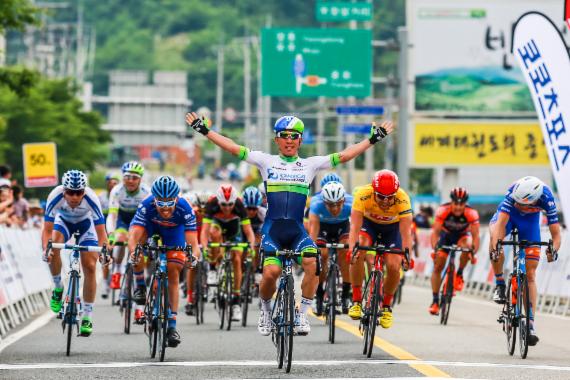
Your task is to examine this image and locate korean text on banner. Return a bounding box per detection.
[413,121,549,166]
[513,12,570,222]
[22,142,58,188]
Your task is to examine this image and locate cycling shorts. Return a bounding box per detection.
[53,215,98,247]
[359,218,401,250]
[261,219,317,267]
[317,220,350,244]
[490,211,541,261]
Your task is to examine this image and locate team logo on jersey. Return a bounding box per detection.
[267,168,279,180]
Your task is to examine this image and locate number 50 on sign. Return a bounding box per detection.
[22,142,58,188]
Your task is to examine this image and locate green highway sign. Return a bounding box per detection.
[261,28,372,98]
[316,1,373,22]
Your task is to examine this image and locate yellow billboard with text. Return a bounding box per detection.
[413,122,549,166]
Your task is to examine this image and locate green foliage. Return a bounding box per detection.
[0,74,111,196]
[0,0,39,33]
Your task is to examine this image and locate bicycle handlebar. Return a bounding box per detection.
[48,242,106,253]
[208,242,250,248]
[437,245,473,253]
[317,242,348,249]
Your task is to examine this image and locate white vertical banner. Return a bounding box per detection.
[512,12,570,221]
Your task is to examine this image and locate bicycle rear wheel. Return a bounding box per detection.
[366,272,380,358]
[326,265,338,344]
[440,267,454,325]
[284,275,295,373]
[505,275,517,356]
[65,275,78,357]
[518,275,530,359]
[159,276,169,362]
[241,262,252,327]
[122,264,133,334]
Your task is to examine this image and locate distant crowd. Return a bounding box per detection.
[0,164,43,229]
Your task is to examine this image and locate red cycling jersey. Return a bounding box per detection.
[435,203,479,234]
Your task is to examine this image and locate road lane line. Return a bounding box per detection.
[330,317,450,378]
[2,359,570,372]
[0,311,54,354]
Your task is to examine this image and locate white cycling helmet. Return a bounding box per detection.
[215,184,238,204]
[194,191,211,208]
[322,182,345,203]
[511,176,544,205]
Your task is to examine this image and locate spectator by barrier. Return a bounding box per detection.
[0,226,53,339]
[409,227,570,316]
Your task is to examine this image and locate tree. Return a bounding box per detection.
[0,0,39,33]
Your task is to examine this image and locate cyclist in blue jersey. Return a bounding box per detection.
[303,172,342,229]
[308,181,353,315]
[42,170,109,336]
[489,176,561,346]
[186,111,393,336]
[128,175,201,348]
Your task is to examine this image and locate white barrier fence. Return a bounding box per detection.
[0,226,53,339]
[409,227,570,316]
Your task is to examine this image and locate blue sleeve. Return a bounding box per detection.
[84,193,105,225]
[131,203,149,229]
[309,196,320,215]
[180,199,197,231]
[540,186,559,225]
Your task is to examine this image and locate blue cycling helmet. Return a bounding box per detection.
[320,172,342,188]
[242,186,263,207]
[273,115,304,134]
[62,170,87,190]
[121,161,145,176]
[151,175,180,199]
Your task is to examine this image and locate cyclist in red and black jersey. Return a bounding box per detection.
[429,187,480,315]
[201,184,256,322]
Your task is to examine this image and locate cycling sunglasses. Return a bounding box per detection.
[65,189,85,197]
[276,131,302,140]
[324,201,342,208]
[220,202,235,207]
[246,206,259,211]
[374,192,395,201]
[123,174,141,181]
[155,198,177,208]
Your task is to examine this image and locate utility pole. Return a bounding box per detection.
[215,45,225,167]
[397,27,410,190]
[243,37,252,146]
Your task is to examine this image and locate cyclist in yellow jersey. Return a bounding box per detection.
[348,170,413,328]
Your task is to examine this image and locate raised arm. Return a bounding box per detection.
[338,121,394,164]
[185,112,241,156]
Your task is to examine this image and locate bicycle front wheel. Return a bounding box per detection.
[122,264,133,334]
[366,272,381,358]
[194,264,202,325]
[241,262,252,327]
[505,275,517,356]
[225,262,233,331]
[217,266,226,330]
[326,265,338,344]
[440,267,454,326]
[65,275,78,357]
[518,275,530,359]
[147,277,158,359]
[360,274,372,355]
[274,288,285,369]
[158,276,169,362]
[284,275,295,373]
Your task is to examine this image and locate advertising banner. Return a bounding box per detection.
[407,0,566,114]
[412,121,549,166]
[513,11,570,224]
[22,142,58,188]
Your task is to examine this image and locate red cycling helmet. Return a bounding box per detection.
[371,170,400,196]
[216,184,238,204]
[450,187,469,203]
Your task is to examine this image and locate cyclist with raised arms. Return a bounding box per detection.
[42,170,108,336]
[99,172,120,300]
[128,176,200,348]
[348,170,413,329]
[308,181,353,315]
[106,161,150,292]
[186,112,393,336]
[429,187,480,315]
[489,176,561,346]
[200,183,256,322]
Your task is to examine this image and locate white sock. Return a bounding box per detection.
[300,297,312,314]
[83,303,94,318]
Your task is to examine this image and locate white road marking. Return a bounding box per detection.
[0,359,569,372]
[0,311,54,354]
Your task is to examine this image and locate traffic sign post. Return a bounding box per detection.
[22,142,58,188]
[261,28,372,97]
[315,1,373,22]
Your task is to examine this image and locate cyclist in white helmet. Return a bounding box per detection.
[489,176,561,346]
[308,181,353,315]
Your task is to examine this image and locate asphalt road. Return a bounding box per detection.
[1,282,570,379]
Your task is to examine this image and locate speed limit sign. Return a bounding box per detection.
[22,142,58,187]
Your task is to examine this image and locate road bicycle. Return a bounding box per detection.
[437,244,473,326]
